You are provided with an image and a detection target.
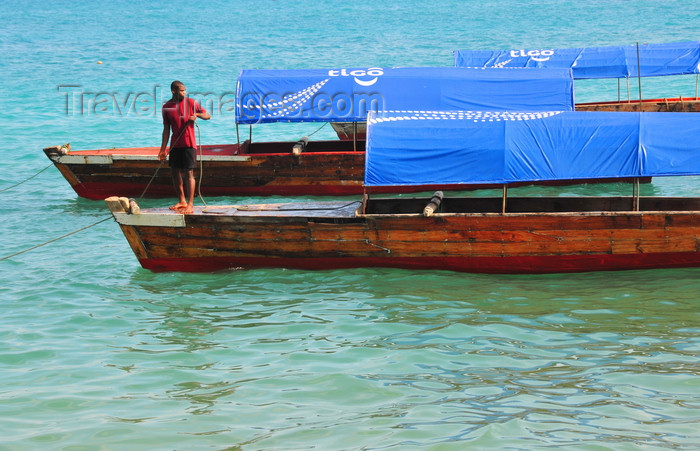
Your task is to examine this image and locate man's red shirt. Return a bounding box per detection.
[162,97,207,148]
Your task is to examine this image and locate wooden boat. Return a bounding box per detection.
[43,140,367,199]
[455,42,700,109]
[44,137,640,200]
[46,66,576,199]
[337,43,700,140]
[106,110,700,274]
[333,42,700,140]
[105,194,700,273]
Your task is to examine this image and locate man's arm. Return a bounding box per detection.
[158,121,170,161]
[194,111,211,120]
[191,100,211,121]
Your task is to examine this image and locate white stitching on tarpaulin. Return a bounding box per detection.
[367,110,562,124]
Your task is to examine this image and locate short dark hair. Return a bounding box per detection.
[170,80,185,91]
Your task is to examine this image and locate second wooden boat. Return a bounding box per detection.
[455,42,700,109]
[106,110,700,274]
[43,140,366,199]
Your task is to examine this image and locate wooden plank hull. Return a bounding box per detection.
[107,197,700,274]
[575,97,700,112]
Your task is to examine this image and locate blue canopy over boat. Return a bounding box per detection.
[364,110,700,187]
[454,41,700,79]
[235,67,574,124]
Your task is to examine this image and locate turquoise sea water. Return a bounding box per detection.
[2,1,700,449]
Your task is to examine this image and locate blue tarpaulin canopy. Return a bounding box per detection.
[454,41,700,79]
[235,67,574,124]
[364,110,700,187]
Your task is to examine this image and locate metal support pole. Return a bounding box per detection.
[636,42,643,107]
[501,184,508,214]
[353,122,358,152]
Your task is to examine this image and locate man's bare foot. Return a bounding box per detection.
[169,202,187,211]
[182,205,194,214]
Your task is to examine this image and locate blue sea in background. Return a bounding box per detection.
[2,1,700,449]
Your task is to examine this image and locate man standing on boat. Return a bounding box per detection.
[159,80,210,214]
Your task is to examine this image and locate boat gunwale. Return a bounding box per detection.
[358,209,700,219]
[111,196,700,222]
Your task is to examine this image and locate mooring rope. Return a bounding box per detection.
[138,160,165,200]
[2,117,325,260]
[195,122,208,208]
[307,122,328,137]
[192,121,326,208]
[0,164,53,193]
[0,216,112,262]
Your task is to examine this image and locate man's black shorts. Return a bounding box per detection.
[168,147,197,170]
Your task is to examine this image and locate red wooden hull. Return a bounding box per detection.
[136,253,700,274]
[107,196,700,274]
[44,141,368,199]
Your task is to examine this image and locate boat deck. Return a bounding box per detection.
[55,139,365,158]
[132,196,700,220]
[187,201,362,218]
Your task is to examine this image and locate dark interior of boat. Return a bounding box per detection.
[245,139,366,154]
[364,195,700,215]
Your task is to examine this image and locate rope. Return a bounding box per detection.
[0,164,53,193]
[307,122,328,138]
[191,121,326,207]
[0,216,112,262]
[140,108,190,199]
[195,122,208,208]
[2,99,204,261]
[139,160,164,199]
